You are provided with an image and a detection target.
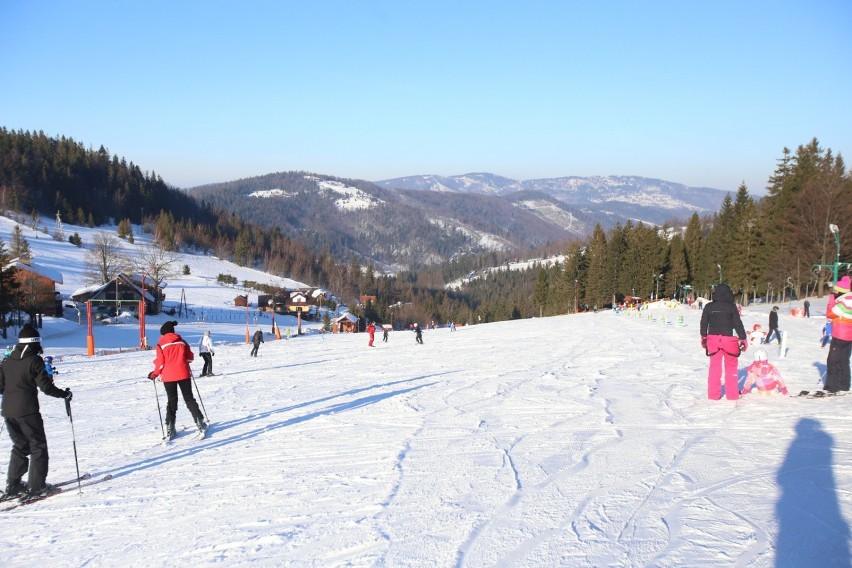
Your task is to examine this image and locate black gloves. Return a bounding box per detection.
[148,371,157,381]
[701,336,707,349]
[739,339,748,353]
[64,388,72,401]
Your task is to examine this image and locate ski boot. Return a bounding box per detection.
[19,483,60,503]
[1,480,26,502]
[165,420,176,441]
[195,417,208,434]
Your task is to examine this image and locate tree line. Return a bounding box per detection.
[1,128,849,328]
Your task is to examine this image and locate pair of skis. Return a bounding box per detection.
[1,473,113,512]
[161,424,209,445]
[797,390,849,399]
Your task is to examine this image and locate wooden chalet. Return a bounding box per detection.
[286,291,311,314]
[333,312,359,333]
[3,258,64,316]
[70,273,160,314]
[234,294,249,307]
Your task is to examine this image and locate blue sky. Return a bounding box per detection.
[1,1,850,193]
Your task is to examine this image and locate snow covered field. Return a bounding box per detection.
[0,215,849,567]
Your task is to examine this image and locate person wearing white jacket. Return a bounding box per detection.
[198,330,215,376]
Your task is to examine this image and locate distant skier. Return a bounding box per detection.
[43,355,57,377]
[821,321,833,348]
[766,306,782,344]
[383,327,389,342]
[414,323,423,345]
[198,330,215,376]
[367,322,376,347]
[250,329,264,357]
[740,349,788,396]
[148,321,206,439]
[0,323,72,501]
[700,284,747,400]
[825,276,852,393]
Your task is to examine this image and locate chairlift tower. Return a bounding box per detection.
[54,211,65,241]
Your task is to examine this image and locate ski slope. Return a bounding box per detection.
[0,215,849,566]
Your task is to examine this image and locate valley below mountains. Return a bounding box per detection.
[189,171,729,271]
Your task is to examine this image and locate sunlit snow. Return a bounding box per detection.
[0,214,848,567]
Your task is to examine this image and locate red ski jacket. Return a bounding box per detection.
[150,332,194,383]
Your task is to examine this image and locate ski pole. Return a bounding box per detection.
[64,397,83,495]
[190,370,209,422]
[153,379,165,439]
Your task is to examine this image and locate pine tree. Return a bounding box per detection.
[665,234,689,299]
[584,225,609,307]
[9,225,32,260]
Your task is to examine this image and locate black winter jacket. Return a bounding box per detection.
[0,347,66,418]
[700,284,747,339]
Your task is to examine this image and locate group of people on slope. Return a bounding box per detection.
[366,321,423,347]
[0,320,216,502]
[700,277,852,400]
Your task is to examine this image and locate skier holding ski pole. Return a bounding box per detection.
[147,321,207,440]
[0,324,73,502]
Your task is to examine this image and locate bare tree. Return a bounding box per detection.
[85,231,129,284]
[135,244,180,314]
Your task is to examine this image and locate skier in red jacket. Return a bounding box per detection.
[148,321,206,439]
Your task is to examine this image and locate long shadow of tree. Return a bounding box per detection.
[776,418,851,567]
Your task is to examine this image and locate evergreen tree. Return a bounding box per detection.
[665,234,689,299]
[683,213,703,283]
[584,225,609,307]
[9,225,32,260]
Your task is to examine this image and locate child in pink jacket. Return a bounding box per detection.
[741,349,788,395]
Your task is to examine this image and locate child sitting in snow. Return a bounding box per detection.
[741,349,788,396]
[747,324,767,347]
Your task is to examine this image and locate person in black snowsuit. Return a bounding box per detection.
[250,329,264,357]
[766,306,781,344]
[0,324,72,501]
[414,323,423,345]
[699,284,747,400]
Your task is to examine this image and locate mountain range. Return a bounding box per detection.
[189,172,730,271]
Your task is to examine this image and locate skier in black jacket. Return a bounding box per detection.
[0,324,72,501]
[700,284,747,400]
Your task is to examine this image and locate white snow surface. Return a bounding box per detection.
[0,216,850,566]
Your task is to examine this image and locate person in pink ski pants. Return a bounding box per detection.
[700,283,748,400]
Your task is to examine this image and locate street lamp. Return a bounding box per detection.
[717,264,723,284]
[830,224,841,283]
[653,273,664,300]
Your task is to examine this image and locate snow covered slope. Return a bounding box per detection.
[0,214,847,567]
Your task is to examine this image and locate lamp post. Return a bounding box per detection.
[139,270,148,349]
[717,264,723,284]
[268,299,275,337]
[830,224,841,283]
[245,295,250,343]
[653,273,664,300]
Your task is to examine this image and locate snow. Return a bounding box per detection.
[1,214,851,566]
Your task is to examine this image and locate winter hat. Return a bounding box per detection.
[753,349,768,362]
[834,276,852,293]
[772,306,779,312]
[752,324,762,331]
[18,323,41,345]
[159,320,178,336]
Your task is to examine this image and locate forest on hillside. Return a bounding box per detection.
[1,128,850,327]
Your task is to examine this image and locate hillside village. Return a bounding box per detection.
[0,212,346,355]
